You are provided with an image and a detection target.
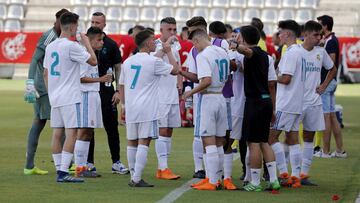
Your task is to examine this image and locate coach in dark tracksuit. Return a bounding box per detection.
[87,12,128,174]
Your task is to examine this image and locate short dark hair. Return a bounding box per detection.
[303,20,322,33]
[133,25,145,31]
[188,28,208,40]
[209,21,227,35]
[55,8,69,19]
[60,12,79,26]
[317,15,334,31]
[135,29,154,48]
[182,26,189,32]
[128,27,133,35]
[251,17,264,31]
[86,26,103,38]
[225,24,233,31]
[186,16,207,28]
[278,20,300,37]
[92,12,106,21]
[240,25,260,45]
[146,27,155,33]
[161,17,176,25]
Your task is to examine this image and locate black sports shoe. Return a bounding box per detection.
[128,179,154,187]
[301,178,318,186]
[240,173,245,181]
[193,170,206,179]
[313,146,321,154]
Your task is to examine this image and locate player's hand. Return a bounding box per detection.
[162,41,171,53]
[99,74,112,83]
[316,85,326,95]
[112,91,121,105]
[120,104,125,121]
[229,40,238,50]
[80,33,90,45]
[182,91,192,100]
[24,79,39,103]
[166,35,178,44]
[177,82,183,96]
[270,111,276,126]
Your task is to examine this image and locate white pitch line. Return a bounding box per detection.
[156,152,240,203]
[355,192,360,203]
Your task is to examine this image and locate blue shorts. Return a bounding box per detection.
[321,79,337,113]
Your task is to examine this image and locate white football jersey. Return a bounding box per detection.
[276,44,304,114]
[197,45,230,93]
[299,45,334,107]
[231,51,245,117]
[44,38,90,107]
[154,38,181,104]
[119,52,173,123]
[80,63,100,92]
[187,38,230,103]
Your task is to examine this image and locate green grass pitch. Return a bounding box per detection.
[0,79,359,203]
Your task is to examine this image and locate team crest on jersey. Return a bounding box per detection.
[316,54,321,61]
[102,47,107,55]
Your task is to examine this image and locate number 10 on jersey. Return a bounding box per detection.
[130,65,142,89]
[215,59,229,82]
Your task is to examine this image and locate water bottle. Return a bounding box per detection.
[76,31,81,42]
[184,86,193,108]
[105,68,113,87]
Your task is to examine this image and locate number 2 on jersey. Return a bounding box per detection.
[215,59,228,82]
[50,52,60,76]
[130,65,142,89]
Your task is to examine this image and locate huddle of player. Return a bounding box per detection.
[39,10,337,191]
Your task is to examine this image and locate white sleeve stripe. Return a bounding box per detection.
[44,31,56,46]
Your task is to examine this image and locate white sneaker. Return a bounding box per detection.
[331,151,347,158]
[320,150,332,158]
[313,150,322,157]
[112,161,129,174]
[314,150,332,158]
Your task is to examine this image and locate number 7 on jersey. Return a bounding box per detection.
[130,65,142,89]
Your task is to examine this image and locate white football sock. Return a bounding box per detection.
[250,168,261,186]
[271,142,288,174]
[217,146,224,179]
[192,137,204,172]
[205,145,219,184]
[266,161,278,182]
[127,146,137,178]
[223,153,233,179]
[166,136,172,156]
[74,140,90,167]
[52,153,62,171]
[60,151,73,173]
[282,142,290,165]
[289,144,302,178]
[155,136,168,170]
[301,142,314,176]
[244,147,251,182]
[203,153,207,176]
[133,145,149,183]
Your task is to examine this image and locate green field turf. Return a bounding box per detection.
[0,79,359,203]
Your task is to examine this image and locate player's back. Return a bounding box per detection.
[44,38,87,107]
[197,45,230,93]
[122,52,171,123]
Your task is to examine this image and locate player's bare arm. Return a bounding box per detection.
[179,70,199,83]
[236,44,253,58]
[80,74,112,83]
[277,74,292,85]
[162,40,180,75]
[316,65,337,94]
[80,33,97,66]
[182,77,211,99]
[268,80,277,124]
